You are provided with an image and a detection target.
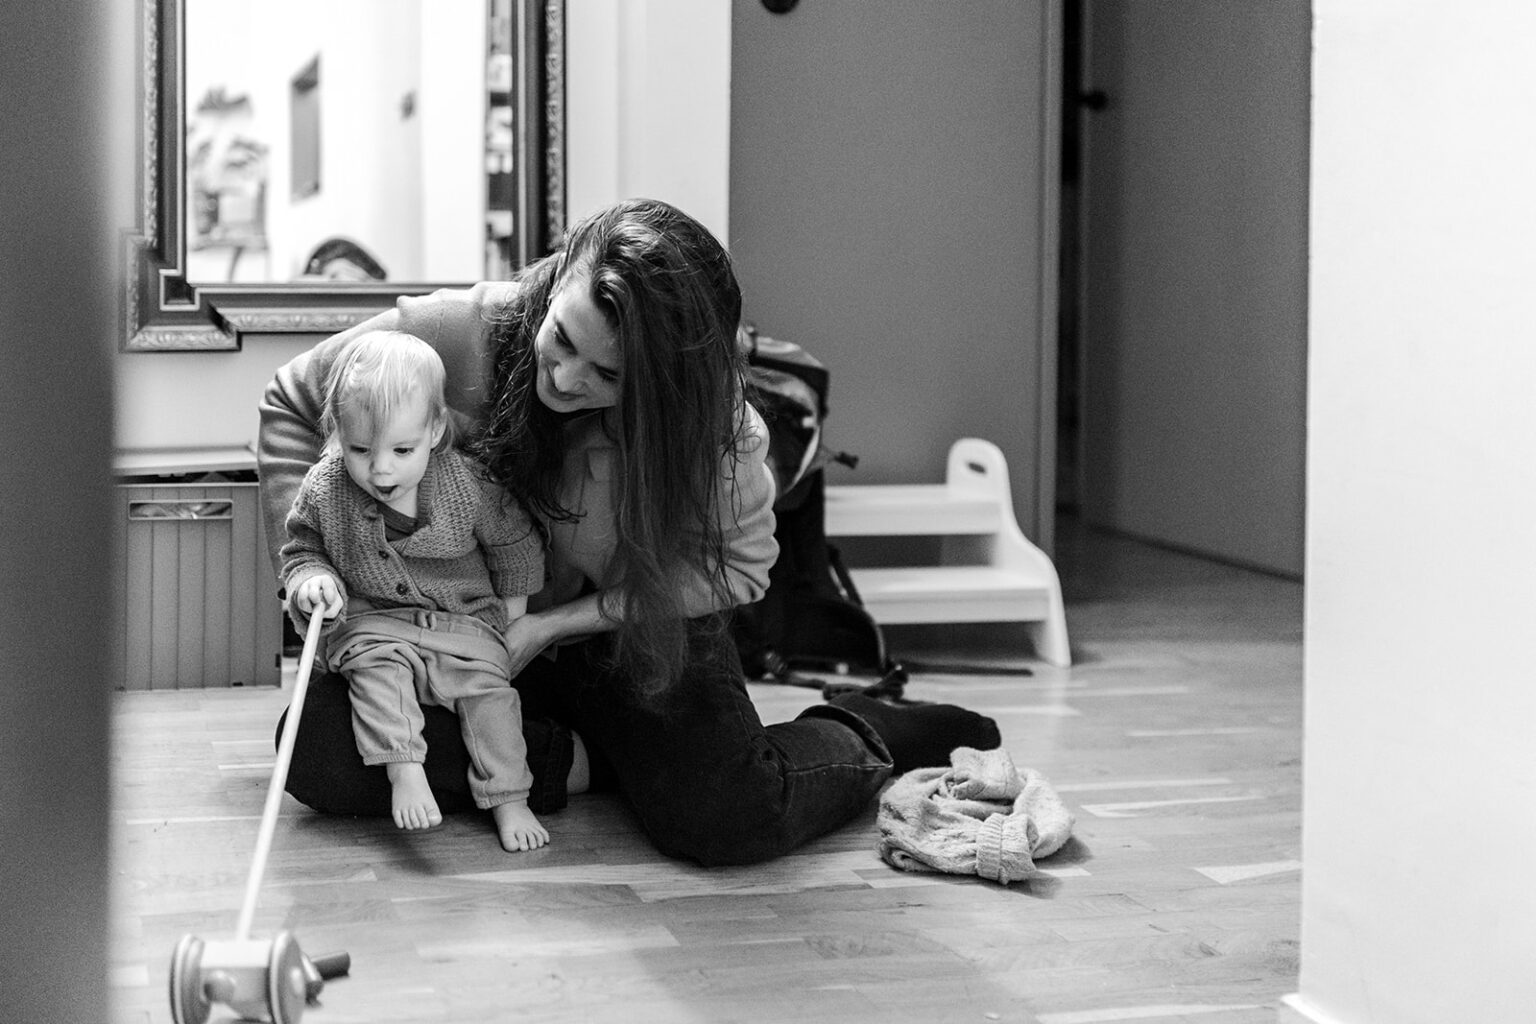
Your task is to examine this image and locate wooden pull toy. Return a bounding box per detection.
[168,611,350,1024]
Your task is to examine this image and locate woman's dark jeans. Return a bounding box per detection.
[277,616,894,866]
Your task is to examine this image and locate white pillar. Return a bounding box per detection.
[1293,2,1536,1021]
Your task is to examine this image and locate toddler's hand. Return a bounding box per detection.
[295,574,343,620]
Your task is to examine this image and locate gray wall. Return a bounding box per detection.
[729,1,1060,546]
[1078,1,1311,576]
[1,1,117,1019]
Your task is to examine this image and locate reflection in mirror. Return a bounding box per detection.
[124,0,564,351]
[185,1,505,285]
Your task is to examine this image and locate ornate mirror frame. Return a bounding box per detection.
[123,0,566,351]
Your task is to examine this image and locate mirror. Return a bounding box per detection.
[124,0,565,351]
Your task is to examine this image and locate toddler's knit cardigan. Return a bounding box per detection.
[280,448,544,634]
[876,746,1074,885]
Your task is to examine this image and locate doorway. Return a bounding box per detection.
[1057,0,1311,579]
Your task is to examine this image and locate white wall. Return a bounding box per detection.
[115,341,314,451]
[1290,2,1536,1021]
[565,0,732,242]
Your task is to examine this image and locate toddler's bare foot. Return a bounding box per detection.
[385,762,442,830]
[492,799,549,852]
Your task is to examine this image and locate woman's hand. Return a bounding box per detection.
[295,574,344,621]
[502,611,562,676]
[503,592,618,675]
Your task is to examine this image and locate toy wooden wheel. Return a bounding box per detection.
[268,931,310,1024]
[168,934,211,1024]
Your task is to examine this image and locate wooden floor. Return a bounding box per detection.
[110,520,1304,1024]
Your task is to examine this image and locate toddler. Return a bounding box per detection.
[280,329,548,852]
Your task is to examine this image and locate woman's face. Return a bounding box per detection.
[533,273,623,413]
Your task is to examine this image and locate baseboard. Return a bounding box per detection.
[1278,993,1346,1024]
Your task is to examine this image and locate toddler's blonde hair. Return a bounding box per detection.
[320,330,452,452]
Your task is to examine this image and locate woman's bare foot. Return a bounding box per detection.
[492,799,549,852]
[385,762,442,830]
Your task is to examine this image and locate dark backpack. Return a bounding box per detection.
[734,326,1032,699]
[734,326,907,698]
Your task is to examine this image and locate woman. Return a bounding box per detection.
[259,199,1000,866]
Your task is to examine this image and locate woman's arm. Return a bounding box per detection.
[502,591,618,676]
[502,408,775,673]
[674,402,779,619]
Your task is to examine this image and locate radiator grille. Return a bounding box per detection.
[113,480,282,689]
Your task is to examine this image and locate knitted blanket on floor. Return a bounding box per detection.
[876,746,1074,885]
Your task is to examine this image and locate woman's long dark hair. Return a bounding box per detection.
[473,198,751,692]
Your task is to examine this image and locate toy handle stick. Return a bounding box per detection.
[235,609,328,942]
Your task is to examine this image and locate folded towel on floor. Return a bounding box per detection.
[876,746,1073,885]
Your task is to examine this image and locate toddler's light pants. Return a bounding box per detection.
[326,608,531,809]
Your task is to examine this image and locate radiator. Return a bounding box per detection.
[112,475,282,689]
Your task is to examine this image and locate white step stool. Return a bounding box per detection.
[823,438,1071,667]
